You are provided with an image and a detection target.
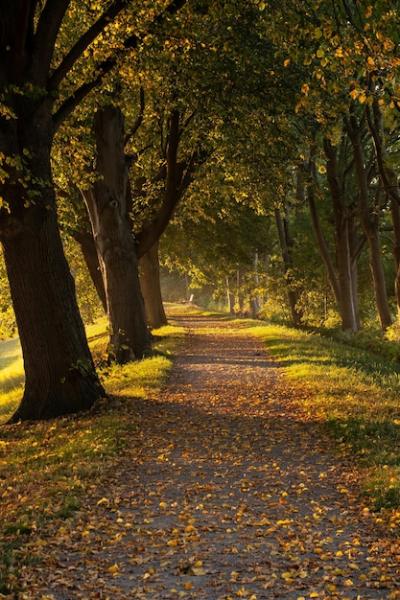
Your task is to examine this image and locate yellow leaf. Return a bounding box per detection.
[107,563,119,575]
[192,567,206,576]
[97,497,109,506]
[167,539,179,547]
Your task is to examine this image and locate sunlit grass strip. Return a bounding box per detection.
[0,322,184,595]
[248,322,400,513]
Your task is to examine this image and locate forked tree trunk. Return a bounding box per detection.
[83,105,150,363]
[308,142,361,333]
[0,112,104,421]
[347,116,392,330]
[139,241,168,329]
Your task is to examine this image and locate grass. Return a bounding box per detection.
[0,317,184,595]
[243,320,400,515]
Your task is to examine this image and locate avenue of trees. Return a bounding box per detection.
[1,1,400,420]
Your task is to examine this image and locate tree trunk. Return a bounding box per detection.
[0,110,104,421]
[335,220,359,332]
[367,101,400,313]
[349,217,362,331]
[236,269,244,314]
[249,296,259,319]
[274,207,302,326]
[323,139,360,332]
[347,117,392,330]
[225,276,235,314]
[139,241,168,329]
[75,230,107,313]
[391,199,400,311]
[83,105,150,363]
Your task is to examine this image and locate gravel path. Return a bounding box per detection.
[21,316,400,599]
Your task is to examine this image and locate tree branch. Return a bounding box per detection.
[125,86,145,145]
[53,58,113,129]
[136,110,182,257]
[52,0,187,128]
[48,0,130,90]
[30,0,71,83]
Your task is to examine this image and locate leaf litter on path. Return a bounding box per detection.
[19,316,400,599]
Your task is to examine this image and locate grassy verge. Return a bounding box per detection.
[247,322,400,516]
[0,319,184,595]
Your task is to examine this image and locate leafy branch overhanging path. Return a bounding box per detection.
[22,316,399,599]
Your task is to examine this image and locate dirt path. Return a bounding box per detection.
[21,316,399,599]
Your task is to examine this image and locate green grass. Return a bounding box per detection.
[0,318,184,595]
[247,321,400,515]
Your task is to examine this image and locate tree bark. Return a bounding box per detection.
[274,207,302,326]
[367,101,400,313]
[225,276,235,314]
[139,241,168,328]
[0,110,104,421]
[347,116,392,330]
[236,269,244,315]
[74,230,107,312]
[323,139,359,332]
[83,105,150,363]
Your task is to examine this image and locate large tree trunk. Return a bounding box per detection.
[83,105,150,363]
[0,109,104,421]
[139,241,168,329]
[74,230,107,313]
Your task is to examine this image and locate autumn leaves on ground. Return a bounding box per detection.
[1,307,399,599]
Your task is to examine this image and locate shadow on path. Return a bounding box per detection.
[21,315,400,599]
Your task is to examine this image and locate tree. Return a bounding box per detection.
[82,105,151,363]
[0,0,186,420]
